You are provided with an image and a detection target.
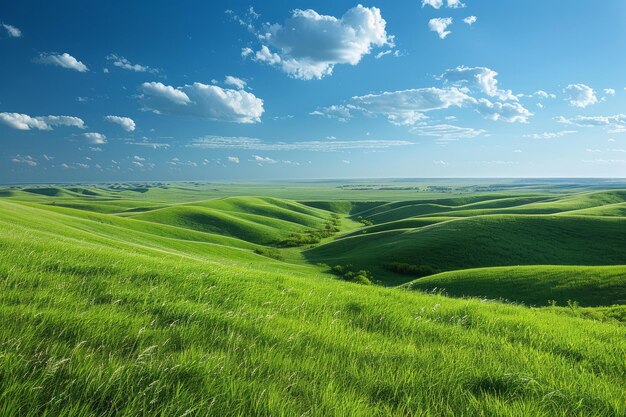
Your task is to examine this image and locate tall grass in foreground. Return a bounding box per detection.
[0,209,624,416]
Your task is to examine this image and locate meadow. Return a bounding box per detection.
[0,179,625,416]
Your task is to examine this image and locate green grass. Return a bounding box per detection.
[0,182,625,416]
[404,265,626,307]
[307,215,626,285]
[129,197,332,246]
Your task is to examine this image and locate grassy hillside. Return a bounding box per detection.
[1,183,625,416]
[404,265,626,307]
[130,197,332,246]
[307,215,626,284]
[0,197,625,417]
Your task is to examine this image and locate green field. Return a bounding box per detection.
[1,180,625,416]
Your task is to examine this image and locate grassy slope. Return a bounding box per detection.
[129,197,332,246]
[306,215,626,284]
[0,200,625,416]
[404,265,626,307]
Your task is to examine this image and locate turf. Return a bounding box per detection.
[0,182,625,416]
[306,215,626,284]
[404,265,626,307]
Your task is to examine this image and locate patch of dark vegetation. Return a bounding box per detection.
[279,214,341,247]
[22,187,64,196]
[253,247,283,260]
[330,264,378,285]
[383,262,440,278]
[355,215,373,226]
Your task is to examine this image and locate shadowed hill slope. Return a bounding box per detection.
[404,265,626,307]
[306,215,626,284]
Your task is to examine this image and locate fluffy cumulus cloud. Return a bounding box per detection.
[463,16,477,25]
[2,23,21,38]
[34,52,88,72]
[564,84,597,108]
[475,99,532,123]
[139,81,264,123]
[313,66,533,125]
[105,54,158,73]
[428,18,453,39]
[410,124,486,141]
[244,5,392,80]
[83,132,107,144]
[104,115,136,132]
[0,112,85,130]
[187,135,414,151]
[422,0,465,8]
[439,66,517,101]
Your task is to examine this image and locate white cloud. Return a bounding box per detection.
[463,16,477,25]
[475,99,532,123]
[350,87,472,125]
[375,49,400,59]
[433,160,448,165]
[428,18,453,39]
[252,155,277,164]
[126,139,170,149]
[439,66,518,101]
[422,0,444,8]
[532,90,556,99]
[187,135,414,151]
[83,132,107,144]
[410,124,486,141]
[11,155,37,166]
[133,155,146,161]
[104,115,136,132]
[2,23,21,38]
[224,75,246,90]
[140,82,190,105]
[139,81,264,123]
[422,0,464,8]
[244,5,392,80]
[604,88,616,96]
[513,149,522,153]
[556,114,626,132]
[313,66,532,125]
[34,52,88,72]
[447,0,466,8]
[106,54,158,73]
[0,112,84,130]
[227,156,240,163]
[310,105,355,122]
[523,130,577,139]
[564,84,597,108]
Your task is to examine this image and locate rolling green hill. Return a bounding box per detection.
[0,183,625,416]
[130,197,333,245]
[307,215,626,284]
[404,265,626,307]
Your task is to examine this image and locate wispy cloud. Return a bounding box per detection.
[34,52,88,72]
[187,136,414,151]
[2,23,21,38]
[106,54,158,73]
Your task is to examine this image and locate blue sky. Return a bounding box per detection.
[2,0,626,182]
